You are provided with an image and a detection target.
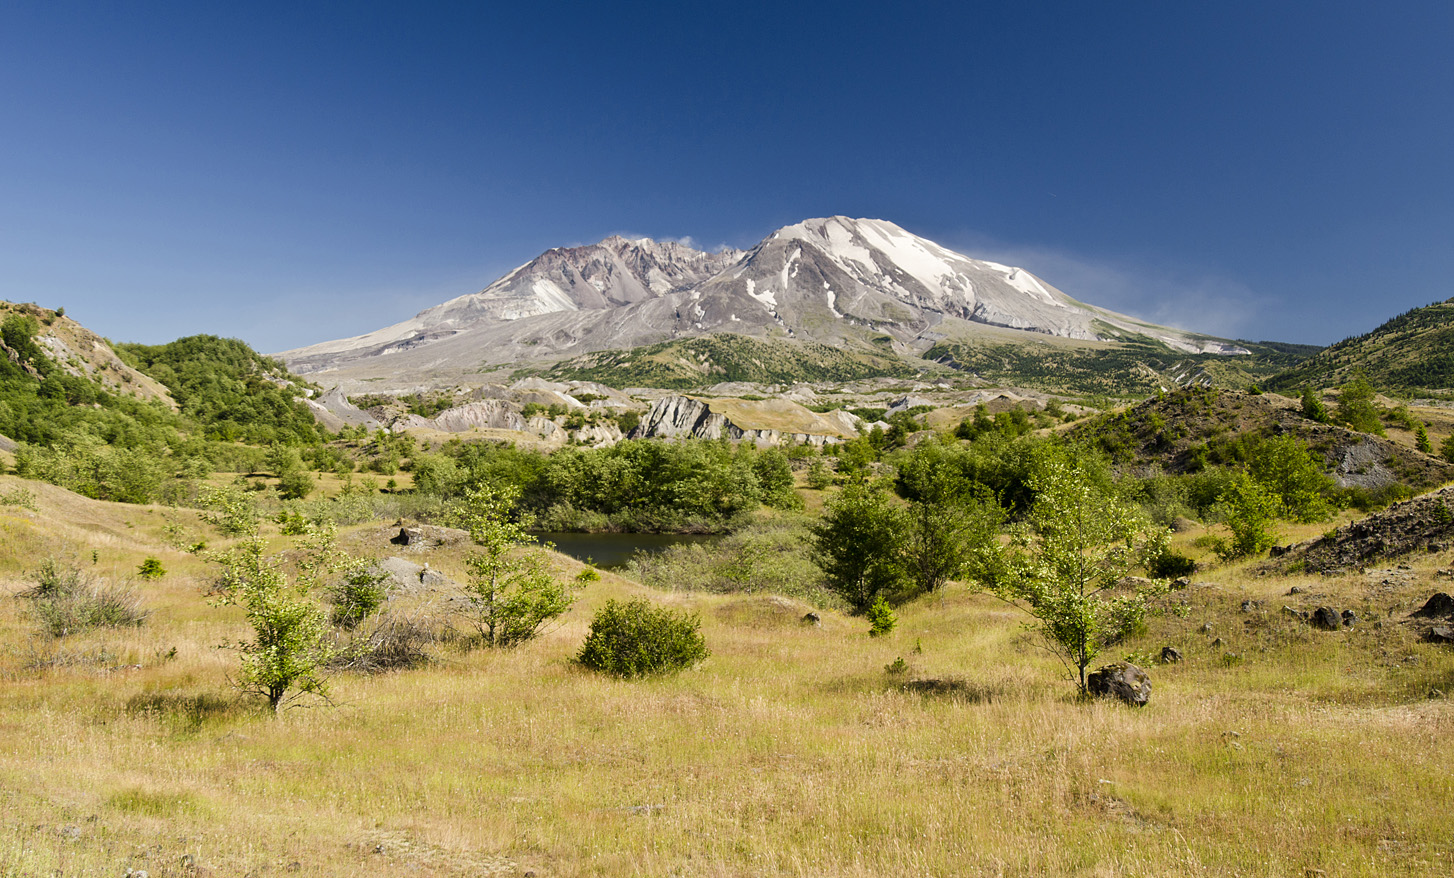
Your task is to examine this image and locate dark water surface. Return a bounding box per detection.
[533,531,722,569]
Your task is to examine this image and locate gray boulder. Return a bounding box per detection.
[1087,662,1151,706]
[1423,626,1454,645]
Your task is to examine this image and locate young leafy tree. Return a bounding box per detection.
[1245,435,1332,523]
[209,520,337,713]
[894,441,1005,596]
[1214,473,1283,559]
[987,455,1163,695]
[1335,375,1385,435]
[808,480,908,613]
[453,484,575,647]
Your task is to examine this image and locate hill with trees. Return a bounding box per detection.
[0,302,323,503]
[1265,298,1454,393]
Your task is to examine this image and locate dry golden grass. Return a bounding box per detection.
[0,477,1452,876]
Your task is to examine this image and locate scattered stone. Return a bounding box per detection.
[1282,606,1309,621]
[1269,544,1291,557]
[1341,609,1358,627]
[1310,607,1342,631]
[1200,623,1214,633]
[800,612,821,627]
[1116,575,1159,590]
[1240,599,1261,612]
[1411,592,1454,618]
[1423,627,1454,645]
[1288,586,1303,595]
[1171,577,1190,590]
[1087,662,1151,706]
[1159,646,1183,664]
[388,524,469,549]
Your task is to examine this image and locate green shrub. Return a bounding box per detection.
[328,563,390,629]
[1147,550,1196,580]
[137,557,166,580]
[577,598,709,677]
[806,458,834,489]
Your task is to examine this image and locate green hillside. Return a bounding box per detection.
[116,335,322,444]
[1266,298,1454,393]
[925,334,1318,397]
[526,333,918,389]
[0,302,324,504]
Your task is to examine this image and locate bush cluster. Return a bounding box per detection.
[577,599,709,677]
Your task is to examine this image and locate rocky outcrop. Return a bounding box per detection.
[430,400,528,432]
[574,423,624,447]
[389,525,469,549]
[1269,486,1454,575]
[631,395,859,446]
[308,386,382,431]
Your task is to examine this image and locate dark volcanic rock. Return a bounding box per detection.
[1412,592,1454,619]
[1087,662,1151,706]
[1422,627,1454,645]
[1310,607,1343,631]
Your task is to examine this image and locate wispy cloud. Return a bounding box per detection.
[945,235,1265,340]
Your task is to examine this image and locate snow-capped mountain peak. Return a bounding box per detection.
[281,217,1246,375]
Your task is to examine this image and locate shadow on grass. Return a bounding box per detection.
[899,677,999,703]
[125,691,248,735]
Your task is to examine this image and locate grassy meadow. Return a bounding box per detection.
[0,476,1451,877]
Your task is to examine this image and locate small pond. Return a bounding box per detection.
[533,531,722,570]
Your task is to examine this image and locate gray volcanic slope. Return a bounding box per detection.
[281,217,1245,385]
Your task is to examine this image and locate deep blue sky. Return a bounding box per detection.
[3,1,1452,353]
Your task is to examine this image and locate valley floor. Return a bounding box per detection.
[0,480,1451,877]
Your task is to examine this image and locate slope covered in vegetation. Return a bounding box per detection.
[528,333,917,389]
[116,335,323,444]
[1266,298,1454,392]
[0,304,324,504]
[0,304,180,448]
[926,334,1319,396]
[1074,387,1454,499]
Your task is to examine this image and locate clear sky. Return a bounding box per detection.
[3,1,1452,353]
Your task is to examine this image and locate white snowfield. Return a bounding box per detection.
[280,216,1247,376]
